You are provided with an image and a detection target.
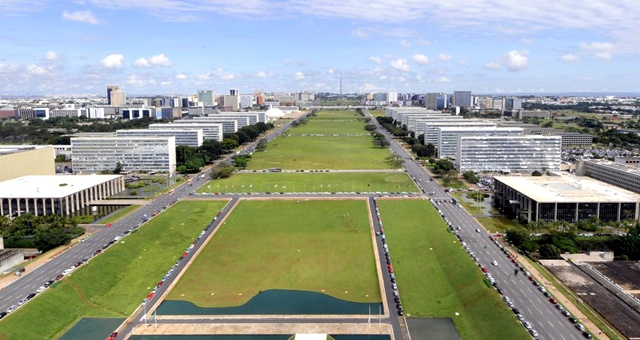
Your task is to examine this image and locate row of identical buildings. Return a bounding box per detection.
[70,111,273,174]
[385,107,593,174]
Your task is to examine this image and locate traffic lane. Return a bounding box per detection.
[438,208,583,339]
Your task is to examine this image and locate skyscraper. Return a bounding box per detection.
[453,91,472,108]
[107,85,126,107]
[197,90,215,106]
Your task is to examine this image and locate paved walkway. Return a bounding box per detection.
[132,323,391,336]
[500,242,611,340]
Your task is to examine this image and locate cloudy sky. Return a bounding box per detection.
[1,0,639,96]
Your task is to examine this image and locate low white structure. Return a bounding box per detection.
[116,129,204,147]
[0,175,124,217]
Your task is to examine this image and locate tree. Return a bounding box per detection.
[425,143,436,157]
[539,244,562,259]
[210,162,235,179]
[221,138,239,151]
[199,140,223,162]
[463,171,479,184]
[255,139,268,152]
[506,227,531,249]
[385,155,404,169]
[114,161,123,174]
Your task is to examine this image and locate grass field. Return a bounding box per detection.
[377,199,529,339]
[290,120,369,135]
[0,201,228,340]
[477,216,519,233]
[198,172,418,194]
[247,136,393,170]
[312,110,363,119]
[168,200,380,307]
[368,109,386,117]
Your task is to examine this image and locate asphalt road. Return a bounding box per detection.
[365,110,585,340]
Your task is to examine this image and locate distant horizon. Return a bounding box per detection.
[1,91,640,100]
[0,1,638,95]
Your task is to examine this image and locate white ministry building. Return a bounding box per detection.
[71,136,176,174]
[456,135,562,173]
[422,120,496,145]
[437,126,523,159]
[149,123,223,142]
[116,129,203,148]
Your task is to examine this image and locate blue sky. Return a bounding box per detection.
[1,0,639,96]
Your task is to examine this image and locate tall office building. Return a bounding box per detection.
[107,85,126,106]
[453,91,472,108]
[224,89,241,111]
[426,93,448,110]
[197,90,215,106]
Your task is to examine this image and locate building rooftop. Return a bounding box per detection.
[495,173,640,203]
[588,159,640,176]
[0,175,122,199]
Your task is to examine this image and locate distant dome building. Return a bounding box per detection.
[265,107,285,119]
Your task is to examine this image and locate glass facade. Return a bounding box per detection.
[599,203,619,222]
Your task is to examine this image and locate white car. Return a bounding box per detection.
[36,286,46,293]
[491,261,498,266]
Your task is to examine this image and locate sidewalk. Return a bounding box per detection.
[500,241,610,340]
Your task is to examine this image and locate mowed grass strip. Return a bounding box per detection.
[0,201,227,340]
[377,200,528,340]
[247,136,393,170]
[312,110,363,119]
[198,172,418,194]
[290,120,368,135]
[168,200,380,307]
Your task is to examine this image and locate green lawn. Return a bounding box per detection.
[247,136,393,170]
[476,216,518,233]
[377,200,529,340]
[168,200,380,307]
[199,172,418,194]
[368,109,386,117]
[312,110,363,120]
[0,201,228,340]
[291,120,369,135]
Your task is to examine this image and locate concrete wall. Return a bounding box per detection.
[0,250,24,274]
[0,147,55,182]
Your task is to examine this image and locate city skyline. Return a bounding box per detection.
[0,0,639,96]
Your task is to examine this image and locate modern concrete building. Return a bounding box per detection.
[122,107,154,119]
[0,175,124,217]
[116,129,204,147]
[175,117,242,133]
[456,135,561,173]
[414,117,467,139]
[71,137,176,174]
[197,90,215,106]
[576,159,640,195]
[423,120,497,146]
[425,93,448,110]
[107,86,126,107]
[0,146,55,182]
[438,126,523,159]
[453,91,472,108]
[149,123,223,142]
[493,174,640,223]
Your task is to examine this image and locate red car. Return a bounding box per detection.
[105,223,113,227]
[549,298,558,304]
[107,331,118,340]
[481,266,488,273]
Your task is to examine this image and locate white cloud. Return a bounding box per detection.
[438,53,452,62]
[436,76,451,82]
[484,62,502,70]
[400,39,411,48]
[126,74,145,86]
[133,54,172,68]
[25,64,48,76]
[149,54,172,67]
[412,54,429,65]
[485,50,529,72]
[255,71,267,78]
[161,81,172,86]
[368,56,382,64]
[561,54,579,62]
[45,51,59,61]
[327,69,335,75]
[176,73,188,80]
[390,58,410,72]
[293,71,305,80]
[220,74,235,80]
[505,50,529,71]
[62,10,99,25]
[133,58,151,68]
[198,73,212,80]
[101,54,124,69]
[352,28,368,38]
[580,42,614,60]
